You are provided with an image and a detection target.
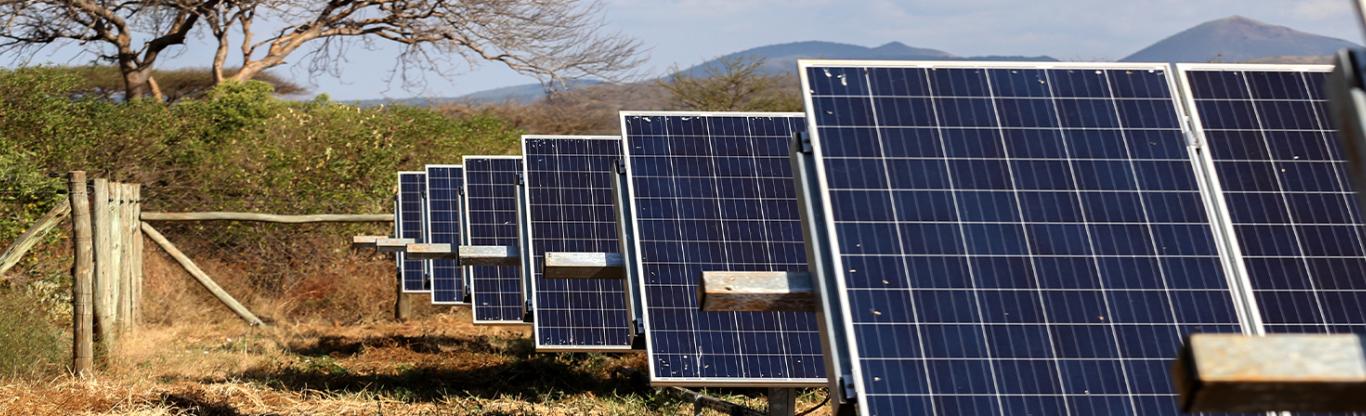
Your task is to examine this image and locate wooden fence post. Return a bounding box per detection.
[68,172,94,376]
[90,178,115,356]
[130,184,143,326]
[118,184,135,333]
[108,183,123,330]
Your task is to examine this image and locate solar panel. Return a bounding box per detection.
[1180,64,1366,336]
[620,112,827,386]
[426,165,467,304]
[464,156,527,324]
[522,136,633,351]
[797,61,1250,415]
[397,171,429,293]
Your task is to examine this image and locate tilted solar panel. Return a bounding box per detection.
[464,156,527,324]
[397,171,429,293]
[522,136,633,351]
[796,61,1249,415]
[620,112,826,386]
[1181,64,1366,336]
[426,165,467,304]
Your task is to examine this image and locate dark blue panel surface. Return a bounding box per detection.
[802,62,1246,415]
[426,165,465,304]
[523,136,631,351]
[622,113,826,385]
[1187,67,1366,335]
[397,172,428,292]
[465,157,526,323]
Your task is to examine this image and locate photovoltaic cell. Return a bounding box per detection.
[398,171,428,293]
[621,112,826,386]
[464,156,527,324]
[521,136,632,351]
[426,165,466,304]
[798,61,1247,415]
[1181,64,1366,335]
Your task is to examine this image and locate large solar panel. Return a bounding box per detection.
[426,165,467,304]
[797,61,1250,415]
[1180,64,1366,336]
[620,112,826,386]
[522,136,633,351]
[464,156,527,324]
[397,171,429,293]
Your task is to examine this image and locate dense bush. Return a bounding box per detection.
[0,67,522,336]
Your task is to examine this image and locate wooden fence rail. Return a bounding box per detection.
[142,212,391,223]
[0,199,70,278]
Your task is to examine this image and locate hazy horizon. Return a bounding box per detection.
[4,0,1361,100]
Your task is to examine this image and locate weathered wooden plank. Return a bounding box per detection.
[68,172,94,376]
[351,235,384,249]
[142,212,391,223]
[699,271,817,312]
[118,184,135,333]
[130,184,143,327]
[405,243,455,259]
[458,245,519,266]
[106,183,123,332]
[543,252,624,279]
[90,179,115,353]
[1175,333,1366,413]
[374,238,416,253]
[0,199,70,278]
[141,222,265,326]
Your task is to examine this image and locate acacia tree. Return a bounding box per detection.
[1,0,642,100]
[659,56,802,112]
[0,1,215,100]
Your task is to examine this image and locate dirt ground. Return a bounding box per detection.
[0,309,829,415]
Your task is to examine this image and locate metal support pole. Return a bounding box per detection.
[612,159,648,349]
[767,388,796,416]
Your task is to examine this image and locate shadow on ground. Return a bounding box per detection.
[225,332,655,405]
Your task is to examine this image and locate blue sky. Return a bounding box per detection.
[8,0,1362,100]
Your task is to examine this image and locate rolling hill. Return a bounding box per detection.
[417,15,1358,104]
[1122,15,1357,62]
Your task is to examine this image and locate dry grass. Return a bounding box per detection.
[0,310,829,415]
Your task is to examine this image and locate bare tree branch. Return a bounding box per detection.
[222,0,645,91]
[0,0,216,99]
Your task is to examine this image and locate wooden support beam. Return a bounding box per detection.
[1175,333,1366,413]
[374,238,415,253]
[351,235,384,249]
[68,172,94,376]
[405,243,455,259]
[140,222,265,326]
[0,199,70,278]
[543,252,624,279]
[699,271,817,313]
[142,212,391,223]
[458,245,519,266]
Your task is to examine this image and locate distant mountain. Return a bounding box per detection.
[680,40,1054,76]
[455,79,603,104]
[386,17,1357,104]
[1122,15,1358,62]
[436,41,1053,104]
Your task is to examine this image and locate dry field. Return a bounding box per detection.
[0,308,828,415]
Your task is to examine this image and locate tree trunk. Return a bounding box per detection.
[122,67,155,100]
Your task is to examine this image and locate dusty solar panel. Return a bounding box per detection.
[522,136,633,351]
